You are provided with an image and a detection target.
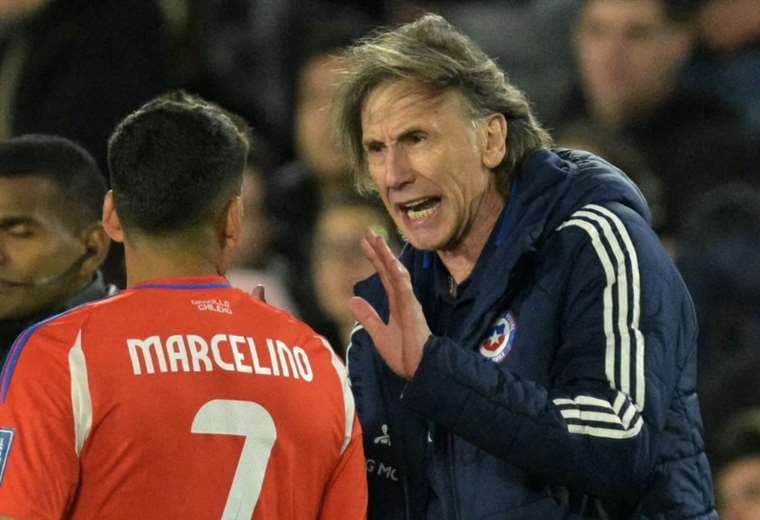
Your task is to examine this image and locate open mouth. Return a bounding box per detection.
[399,197,441,221]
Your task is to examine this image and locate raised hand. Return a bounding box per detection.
[349,229,431,380]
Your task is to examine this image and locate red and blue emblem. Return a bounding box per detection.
[479,311,517,363]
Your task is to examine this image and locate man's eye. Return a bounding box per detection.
[366,143,384,154]
[409,133,426,144]
[7,225,33,238]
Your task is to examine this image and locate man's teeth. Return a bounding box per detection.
[408,206,436,219]
[403,199,438,220]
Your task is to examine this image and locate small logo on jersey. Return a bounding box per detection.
[479,311,517,363]
[0,428,16,486]
[191,299,232,314]
[373,424,391,446]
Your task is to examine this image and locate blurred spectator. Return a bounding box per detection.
[266,13,376,335]
[435,0,581,127]
[562,0,755,237]
[555,120,667,244]
[0,0,171,169]
[677,184,760,398]
[683,0,760,133]
[311,196,399,355]
[191,0,382,165]
[713,409,760,520]
[0,134,113,363]
[0,0,171,288]
[226,143,297,314]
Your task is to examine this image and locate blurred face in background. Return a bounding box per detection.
[718,456,760,520]
[575,0,694,126]
[232,167,271,269]
[294,54,348,181]
[0,0,49,19]
[313,203,394,341]
[698,0,760,52]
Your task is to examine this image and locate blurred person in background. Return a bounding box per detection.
[683,0,760,133]
[714,409,760,520]
[311,195,398,355]
[563,0,754,238]
[0,134,112,364]
[0,0,171,288]
[433,0,581,128]
[677,184,760,399]
[267,12,376,339]
[226,143,297,314]
[555,120,670,251]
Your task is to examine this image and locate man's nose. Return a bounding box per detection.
[384,146,414,189]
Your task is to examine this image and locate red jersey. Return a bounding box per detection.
[0,276,367,519]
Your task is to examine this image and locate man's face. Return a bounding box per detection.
[0,0,49,19]
[0,176,87,320]
[575,0,694,125]
[719,456,760,520]
[295,54,348,180]
[360,81,503,253]
[313,205,388,331]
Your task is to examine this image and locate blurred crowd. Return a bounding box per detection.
[1,0,759,516]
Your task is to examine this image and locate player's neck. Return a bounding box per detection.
[123,243,224,288]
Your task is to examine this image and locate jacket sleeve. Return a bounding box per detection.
[400,203,693,502]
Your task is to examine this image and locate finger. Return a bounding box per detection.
[361,235,397,301]
[350,296,403,376]
[367,231,416,306]
[251,284,266,302]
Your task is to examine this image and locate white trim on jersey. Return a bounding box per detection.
[555,204,645,439]
[68,329,93,455]
[318,336,356,454]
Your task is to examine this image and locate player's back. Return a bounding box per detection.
[0,276,366,519]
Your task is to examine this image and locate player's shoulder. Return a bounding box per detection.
[17,292,123,349]
[229,288,327,343]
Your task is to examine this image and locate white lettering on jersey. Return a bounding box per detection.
[191,299,232,314]
[126,334,313,381]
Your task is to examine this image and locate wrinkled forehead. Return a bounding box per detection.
[360,81,470,132]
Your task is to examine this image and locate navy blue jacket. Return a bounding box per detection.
[348,149,716,519]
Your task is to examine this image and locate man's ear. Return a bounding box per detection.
[78,222,110,278]
[102,191,125,243]
[220,195,243,262]
[481,113,508,169]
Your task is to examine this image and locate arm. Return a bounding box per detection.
[0,327,81,518]
[319,416,368,520]
[353,208,690,502]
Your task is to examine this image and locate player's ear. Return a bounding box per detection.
[222,195,243,253]
[102,190,125,243]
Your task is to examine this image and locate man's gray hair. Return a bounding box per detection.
[333,13,553,195]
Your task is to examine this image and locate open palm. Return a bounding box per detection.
[349,230,431,380]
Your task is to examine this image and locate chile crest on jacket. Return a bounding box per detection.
[479,311,517,363]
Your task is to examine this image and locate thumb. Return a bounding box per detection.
[349,296,385,339]
[251,284,266,302]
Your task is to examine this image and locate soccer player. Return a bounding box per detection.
[0,92,367,519]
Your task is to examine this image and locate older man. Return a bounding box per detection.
[338,14,716,519]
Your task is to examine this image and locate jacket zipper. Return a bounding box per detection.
[448,431,462,520]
